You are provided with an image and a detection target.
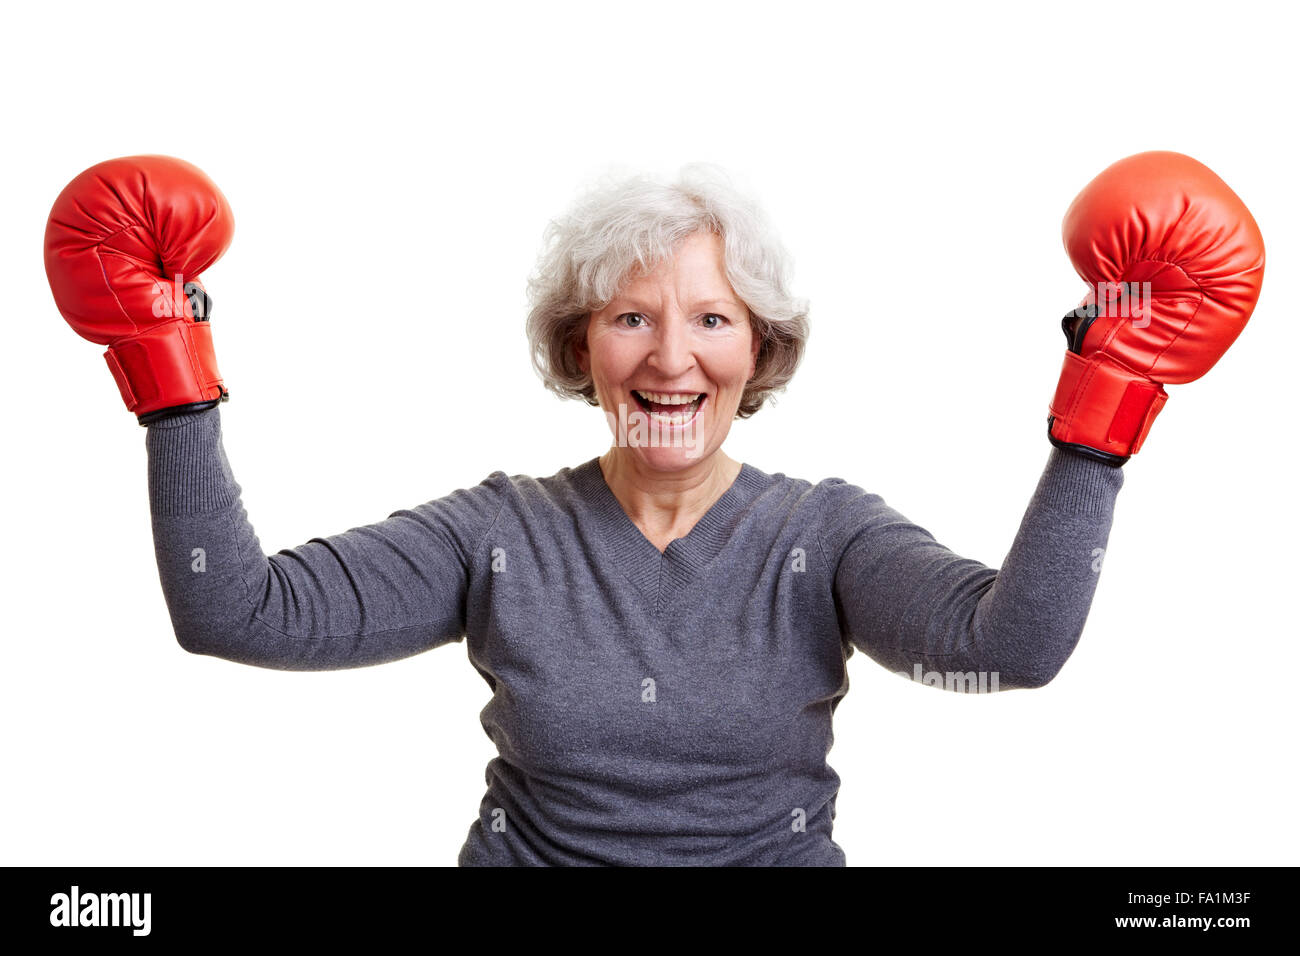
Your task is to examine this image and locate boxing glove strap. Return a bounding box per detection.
[103,319,227,421]
[1048,350,1167,461]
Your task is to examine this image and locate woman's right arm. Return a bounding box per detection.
[146,407,506,670]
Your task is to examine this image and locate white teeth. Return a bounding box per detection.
[632,390,703,426]
[649,407,695,425]
[634,390,704,406]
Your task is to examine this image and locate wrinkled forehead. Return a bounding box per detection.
[612,232,741,304]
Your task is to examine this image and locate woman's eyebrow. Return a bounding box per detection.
[614,297,742,311]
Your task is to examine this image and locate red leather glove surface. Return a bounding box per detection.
[45,155,235,423]
[1048,151,1265,464]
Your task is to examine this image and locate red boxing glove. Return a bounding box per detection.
[44,155,235,424]
[1047,151,1265,465]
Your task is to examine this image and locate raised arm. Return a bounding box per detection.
[819,448,1122,690]
[820,151,1262,692]
[43,154,505,672]
[146,407,505,670]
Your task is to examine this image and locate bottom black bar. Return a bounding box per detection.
[4,866,1290,942]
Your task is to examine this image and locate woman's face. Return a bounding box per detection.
[576,230,760,472]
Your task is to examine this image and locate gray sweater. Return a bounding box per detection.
[145,407,1123,865]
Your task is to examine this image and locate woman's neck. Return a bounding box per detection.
[598,449,742,552]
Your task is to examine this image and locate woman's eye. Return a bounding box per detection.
[617,312,727,328]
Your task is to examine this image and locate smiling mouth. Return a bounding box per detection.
[630,389,706,426]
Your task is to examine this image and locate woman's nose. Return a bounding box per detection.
[646,315,694,374]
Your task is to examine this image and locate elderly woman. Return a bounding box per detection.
[44,153,1263,866]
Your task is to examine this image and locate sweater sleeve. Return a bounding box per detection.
[145,406,507,671]
[818,448,1124,690]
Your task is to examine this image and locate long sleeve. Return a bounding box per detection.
[145,406,507,670]
[819,448,1124,690]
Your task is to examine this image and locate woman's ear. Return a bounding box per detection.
[748,320,762,379]
[573,318,590,373]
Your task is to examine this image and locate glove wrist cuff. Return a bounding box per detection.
[103,319,227,421]
[1048,350,1167,459]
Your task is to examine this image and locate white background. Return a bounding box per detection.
[3,0,1296,866]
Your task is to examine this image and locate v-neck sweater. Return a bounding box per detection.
[575,458,767,606]
[145,407,1124,866]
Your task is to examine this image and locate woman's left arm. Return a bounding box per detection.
[818,448,1123,689]
[819,151,1266,691]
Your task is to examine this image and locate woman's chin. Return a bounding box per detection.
[605,430,716,471]
[631,442,712,470]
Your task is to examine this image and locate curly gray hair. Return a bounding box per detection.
[525,163,809,419]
